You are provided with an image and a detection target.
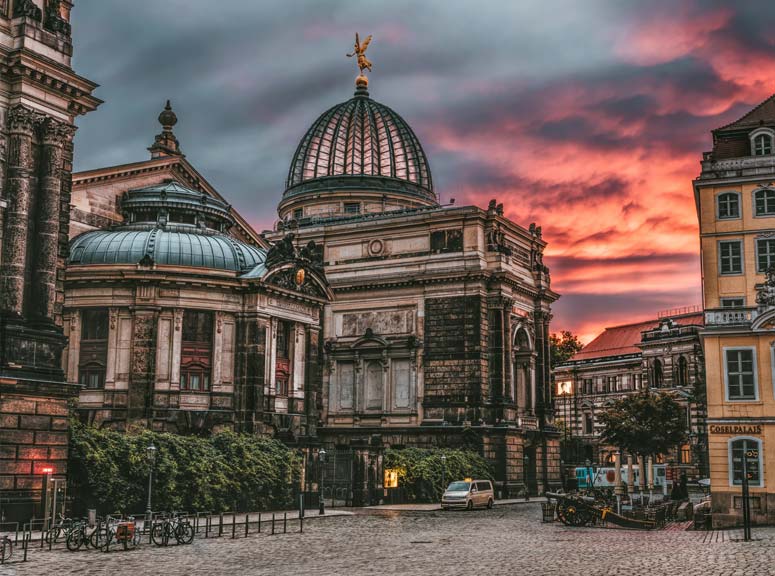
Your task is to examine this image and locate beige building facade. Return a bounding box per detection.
[695,94,775,527]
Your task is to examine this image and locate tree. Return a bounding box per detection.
[598,391,686,459]
[550,330,583,368]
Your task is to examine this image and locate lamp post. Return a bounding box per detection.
[585,458,592,489]
[145,443,156,526]
[440,454,447,499]
[524,455,530,501]
[319,449,326,516]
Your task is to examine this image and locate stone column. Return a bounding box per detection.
[626,454,634,495]
[32,118,72,321]
[65,311,81,383]
[1,105,37,316]
[305,323,321,438]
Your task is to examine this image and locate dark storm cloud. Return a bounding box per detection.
[68,0,775,339]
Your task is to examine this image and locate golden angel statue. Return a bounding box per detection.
[347,33,373,74]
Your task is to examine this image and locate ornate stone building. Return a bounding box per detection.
[58,42,561,505]
[64,105,330,440]
[554,310,707,477]
[273,75,561,502]
[0,0,100,520]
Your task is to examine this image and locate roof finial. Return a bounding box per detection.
[347,33,372,96]
[149,99,183,158]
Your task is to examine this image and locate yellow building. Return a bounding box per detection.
[695,94,775,527]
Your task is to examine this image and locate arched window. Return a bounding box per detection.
[754,133,773,156]
[728,437,762,487]
[755,189,775,216]
[653,359,663,388]
[677,356,689,387]
[717,192,740,219]
[583,413,594,435]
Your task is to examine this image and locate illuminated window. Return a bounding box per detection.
[717,192,740,219]
[384,468,402,488]
[680,444,692,464]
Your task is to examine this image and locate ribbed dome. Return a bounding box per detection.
[68,227,265,273]
[284,87,435,202]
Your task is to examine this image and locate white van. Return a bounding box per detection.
[441,479,494,510]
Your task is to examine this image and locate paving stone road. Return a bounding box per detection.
[3,503,774,576]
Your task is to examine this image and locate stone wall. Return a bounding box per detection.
[422,295,488,422]
[0,380,74,521]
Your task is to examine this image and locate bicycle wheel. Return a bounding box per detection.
[89,527,108,550]
[66,530,83,552]
[174,521,194,545]
[151,523,168,547]
[46,527,62,545]
[0,537,12,562]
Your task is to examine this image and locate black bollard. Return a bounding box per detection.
[219,513,223,537]
[271,513,275,535]
[232,514,236,539]
[283,513,287,534]
[245,515,249,538]
[258,513,261,533]
[300,515,303,534]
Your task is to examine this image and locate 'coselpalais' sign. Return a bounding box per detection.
[709,424,762,435]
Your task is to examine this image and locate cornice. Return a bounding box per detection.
[2,48,102,116]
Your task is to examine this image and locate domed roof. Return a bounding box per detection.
[284,85,435,202]
[68,227,265,273]
[68,180,265,273]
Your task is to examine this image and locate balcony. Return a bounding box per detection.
[699,154,775,180]
[704,307,758,327]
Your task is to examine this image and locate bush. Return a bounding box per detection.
[383,447,493,502]
[68,422,302,515]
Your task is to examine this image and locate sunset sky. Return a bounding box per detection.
[70,1,775,343]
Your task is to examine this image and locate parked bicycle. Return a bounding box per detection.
[151,513,194,546]
[46,513,77,545]
[65,518,94,552]
[0,534,12,563]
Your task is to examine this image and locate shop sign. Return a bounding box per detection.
[709,425,762,435]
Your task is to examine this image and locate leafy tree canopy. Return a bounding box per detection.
[598,391,686,458]
[550,330,583,368]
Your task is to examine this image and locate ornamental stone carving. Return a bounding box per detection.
[756,266,775,308]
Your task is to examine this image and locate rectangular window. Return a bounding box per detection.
[293,208,303,220]
[755,190,775,215]
[730,439,762,487]
[430,229,464,254]
[720,297,745,308]
[392,358,411,409]
[724,348,757,401]
[717,193,740,219]
[343,202,361,214]
[757,238,775,272]
[337,361,354,410]
[275,320,292,396]
[583,414,594,435]
[719,241,743,275]
[180,310,213,392]
[79,308,109,389]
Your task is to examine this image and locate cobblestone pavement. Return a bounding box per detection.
[3,503,775,576]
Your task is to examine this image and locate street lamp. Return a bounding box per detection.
[319,449,327,516]
[440,454,447,498]
[145,443,157,525]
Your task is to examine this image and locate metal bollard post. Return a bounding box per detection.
[232,514,236,539]
[245,514,249,538]
[23,533,30,562]
[219,513,223,537]
[271,514,275,535]
[195,514,199,534]
[39,525,44,549]
[48,530,52,551]
[300,515,303,534]
[148,514,154,544]
[283,513,287,534]
[258,513,261,533]
[205,516,210,539]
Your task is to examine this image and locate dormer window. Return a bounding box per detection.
[751,129,775,156]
